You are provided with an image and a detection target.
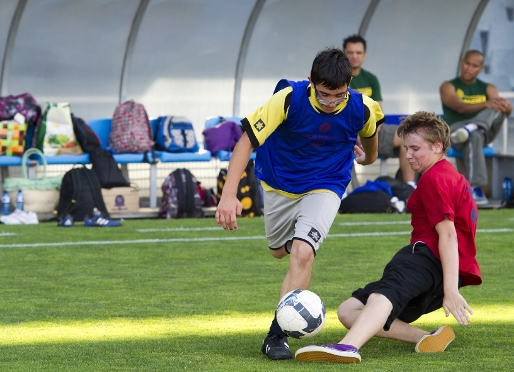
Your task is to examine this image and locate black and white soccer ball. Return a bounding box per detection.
[276,289,326,339]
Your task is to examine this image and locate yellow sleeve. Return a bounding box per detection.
[244,86,291,146]
[359,95,384,138]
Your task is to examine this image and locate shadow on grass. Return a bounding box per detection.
[0,322,512,372]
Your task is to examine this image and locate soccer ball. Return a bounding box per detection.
[276,289,326,339]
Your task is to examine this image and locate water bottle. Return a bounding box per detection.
[2,191,11,215]
[16,190,24,211]
[503,177,512,201]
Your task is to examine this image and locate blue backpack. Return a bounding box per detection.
[155,116,199,152]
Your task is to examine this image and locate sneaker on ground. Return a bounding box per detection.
[450,128,470,144]
[0,209,38,225]
[18,210,38,224]
[58,215,74,227]
[84,214,121,227]
[472,187,488,205]
[295,343,361,363]
[415,325,455,352]
[0,213,21,225]
[261,334,292,360]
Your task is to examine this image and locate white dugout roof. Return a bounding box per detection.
[0,0,513,135]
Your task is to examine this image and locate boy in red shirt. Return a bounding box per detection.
[296,111,481,363]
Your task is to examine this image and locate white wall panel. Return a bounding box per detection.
[7,0,140,120]
[364,0,481,116]
[239,0,371,116]
[3,0,510,132]
[128,0,255,134]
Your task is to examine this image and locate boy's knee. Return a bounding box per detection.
[367,292,393,309]
[337,302,353,329]
[269,247,288,259]
[289,240,315,266]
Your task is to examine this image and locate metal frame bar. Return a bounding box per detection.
[0,0,27,96]
[358,0,380,37]
[233,0,266,117]
[119,0,150,104]
[457,0,489,75]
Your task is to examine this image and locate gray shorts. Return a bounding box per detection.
[378,124,399,158]
[263,191,341,254]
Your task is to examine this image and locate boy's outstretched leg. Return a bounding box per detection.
[261,314,291,360]
[262,240,314,360]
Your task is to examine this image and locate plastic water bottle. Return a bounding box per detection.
[2,191,10,215]
[503,177,512,201]
[16,190,24,211]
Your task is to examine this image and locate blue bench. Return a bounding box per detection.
[0,149,90,167]
[377,114,513,200]
[88,117,212,208]
[446,146,495,158]
[382,114,495,157]
[1,117,213,209]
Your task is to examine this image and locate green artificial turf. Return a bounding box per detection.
[0,209,513,371]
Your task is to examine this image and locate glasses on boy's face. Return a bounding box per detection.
[314,85,348,106]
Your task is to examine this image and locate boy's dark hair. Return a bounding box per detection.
[343,34,367,51]
[397,111,451,153]
[310,48,352,90]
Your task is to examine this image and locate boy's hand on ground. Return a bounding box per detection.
[215,196,242,231]
[443,292,473,325]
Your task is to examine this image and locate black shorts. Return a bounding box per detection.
[352,243,462,331]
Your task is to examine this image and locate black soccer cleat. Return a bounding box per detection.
[261,334,292,360]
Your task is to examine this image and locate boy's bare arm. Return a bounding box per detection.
[435,217,473,325]
[355,135,378,165]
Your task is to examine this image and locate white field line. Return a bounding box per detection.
[134,223,412,232]
[338,221,411,226]
[136,227,223,232]
[0,229,511,249]
[0,232,17,236]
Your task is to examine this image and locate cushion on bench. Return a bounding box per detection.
[156,148,211,162]
[216,150,256,161]
[446,146,495,158]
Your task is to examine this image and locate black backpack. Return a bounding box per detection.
[159,168,204,218]
[217,160,263,217]
[89,148,130,189]
[57,167,109,221]
[71,114,102,153]
[376,176,415,203]
[339,190,394,214]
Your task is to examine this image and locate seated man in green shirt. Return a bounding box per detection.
[344,34,416,188]
[440,50,512,204]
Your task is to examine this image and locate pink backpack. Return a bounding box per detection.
[109,100,153,153]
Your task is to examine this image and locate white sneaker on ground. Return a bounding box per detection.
[19,211,39,224]
[0,213,22,225]
[0,209,39,225]
[390,197,406,213]
[450,128,470,144]
[472,187,488,205]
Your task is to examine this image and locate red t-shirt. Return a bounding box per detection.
[406,159,481,286]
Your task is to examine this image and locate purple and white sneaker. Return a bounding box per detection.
[295,343,361,363]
